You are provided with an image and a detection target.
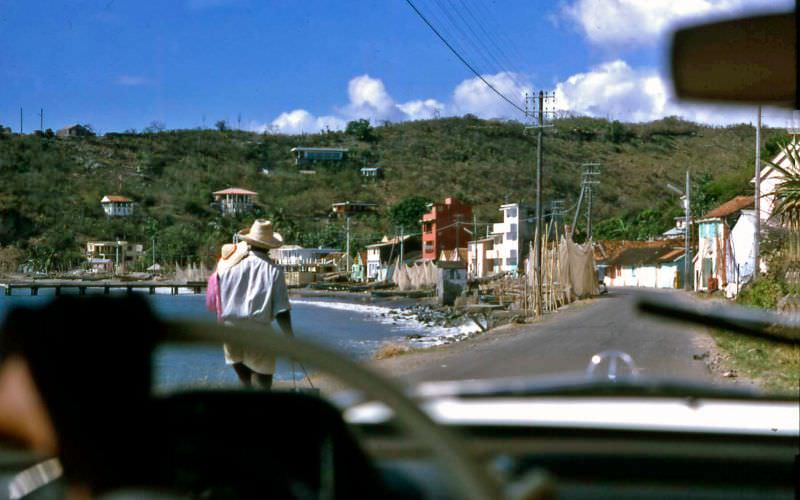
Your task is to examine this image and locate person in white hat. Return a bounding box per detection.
[215,220,292,389]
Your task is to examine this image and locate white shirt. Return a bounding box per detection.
[218,250,291,373]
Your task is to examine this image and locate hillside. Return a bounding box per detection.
[0,116,788,272]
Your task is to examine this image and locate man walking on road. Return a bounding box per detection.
[216,220,293,389]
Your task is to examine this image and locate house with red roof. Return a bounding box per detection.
[212,187,258,216]
[101,195,134,217]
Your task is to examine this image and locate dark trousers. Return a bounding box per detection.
[232,362,273,389]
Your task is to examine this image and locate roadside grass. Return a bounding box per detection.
[708,328,800,396]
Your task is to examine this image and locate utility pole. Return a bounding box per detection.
[667,172,692,290]
[572,163,600,239]
[399,225,405,265]
[473,212,478,277]
[685,169,692,291]
[525,91,555,317]
[345,216,351,274]
[39,108,44,131]
[754,105,761,280]
[455,214,463,258]
[19,108,23,134]
[152,236,156,269]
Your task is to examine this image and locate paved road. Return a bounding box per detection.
[377,288,715,383]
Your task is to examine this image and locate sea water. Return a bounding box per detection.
[0,291,477,390]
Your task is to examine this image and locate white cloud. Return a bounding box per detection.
[560,0,792,45]
[554,59,792,125]
[397,99,446,120]
[259,109,346,135]
[452,72,532,119]
[261,74,448,134]
[116,75,152,86]
[257,65,787,135]
[341,75,398,120]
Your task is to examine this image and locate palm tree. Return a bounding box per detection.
[764,141,800,291]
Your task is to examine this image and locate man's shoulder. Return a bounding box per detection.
[247,251,283,274]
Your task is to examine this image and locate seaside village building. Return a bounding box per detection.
[489,203,534,274]
[85,240,144,273]
[212,187,258,216]
[603,243,686,288]
[101,195,134,217]
[693,195,756,297]
[365,235,421,282]
[467,202,534,278]
[421,197,472,261]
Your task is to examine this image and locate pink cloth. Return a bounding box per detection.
[205,271,222,321]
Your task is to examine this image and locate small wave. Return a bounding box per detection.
[291,298,482,348]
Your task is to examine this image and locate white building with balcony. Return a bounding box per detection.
[269,245,340,267]
[212,187,258,216]
[101,195,134,217]
[490,203,534,274]
[86,240,144,273]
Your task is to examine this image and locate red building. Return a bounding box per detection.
[421,197,473,261]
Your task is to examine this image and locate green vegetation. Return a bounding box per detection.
[709,327,799,395]
[0,116,787,272]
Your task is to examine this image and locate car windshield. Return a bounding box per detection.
[0,0,798,404]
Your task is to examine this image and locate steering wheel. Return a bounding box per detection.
[164,319,500,500]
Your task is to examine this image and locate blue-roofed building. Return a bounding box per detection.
[290,147,348,165]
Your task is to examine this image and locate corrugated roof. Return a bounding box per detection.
[702,195,754,219]
[606,246,684,267]
[213,187,258,196]
[101,195,132,203]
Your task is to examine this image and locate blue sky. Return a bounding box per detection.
[0,0,793,133]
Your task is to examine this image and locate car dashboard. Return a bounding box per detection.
[347,395,800,499]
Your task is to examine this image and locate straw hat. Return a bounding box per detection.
[237,219,283,250]
[216,241,249,273]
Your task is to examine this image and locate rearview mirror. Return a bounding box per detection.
[671,12,795,106]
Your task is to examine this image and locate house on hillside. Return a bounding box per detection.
[101,195,134,217]
[290,147,348,165]
[331,201,376,217]
[212,187,258,216]
[421,197,472,261]
[360,167,384,179]
[604,245,686,288]
[57,124,94,138]
[488,203,534,274]
[693,195,755,295]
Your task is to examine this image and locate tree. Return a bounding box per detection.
[389,196,430,232]
[215,120,228,132]
[345,119,375,142]
[143,121,166,133]
[607,120,633,144]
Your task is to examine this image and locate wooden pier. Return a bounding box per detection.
[0,280,207,297]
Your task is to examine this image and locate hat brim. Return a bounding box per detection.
[217,242,250,273]
[238,230,283,249]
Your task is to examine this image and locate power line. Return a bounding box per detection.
[404,0,527,115]
[454,0,529,92]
